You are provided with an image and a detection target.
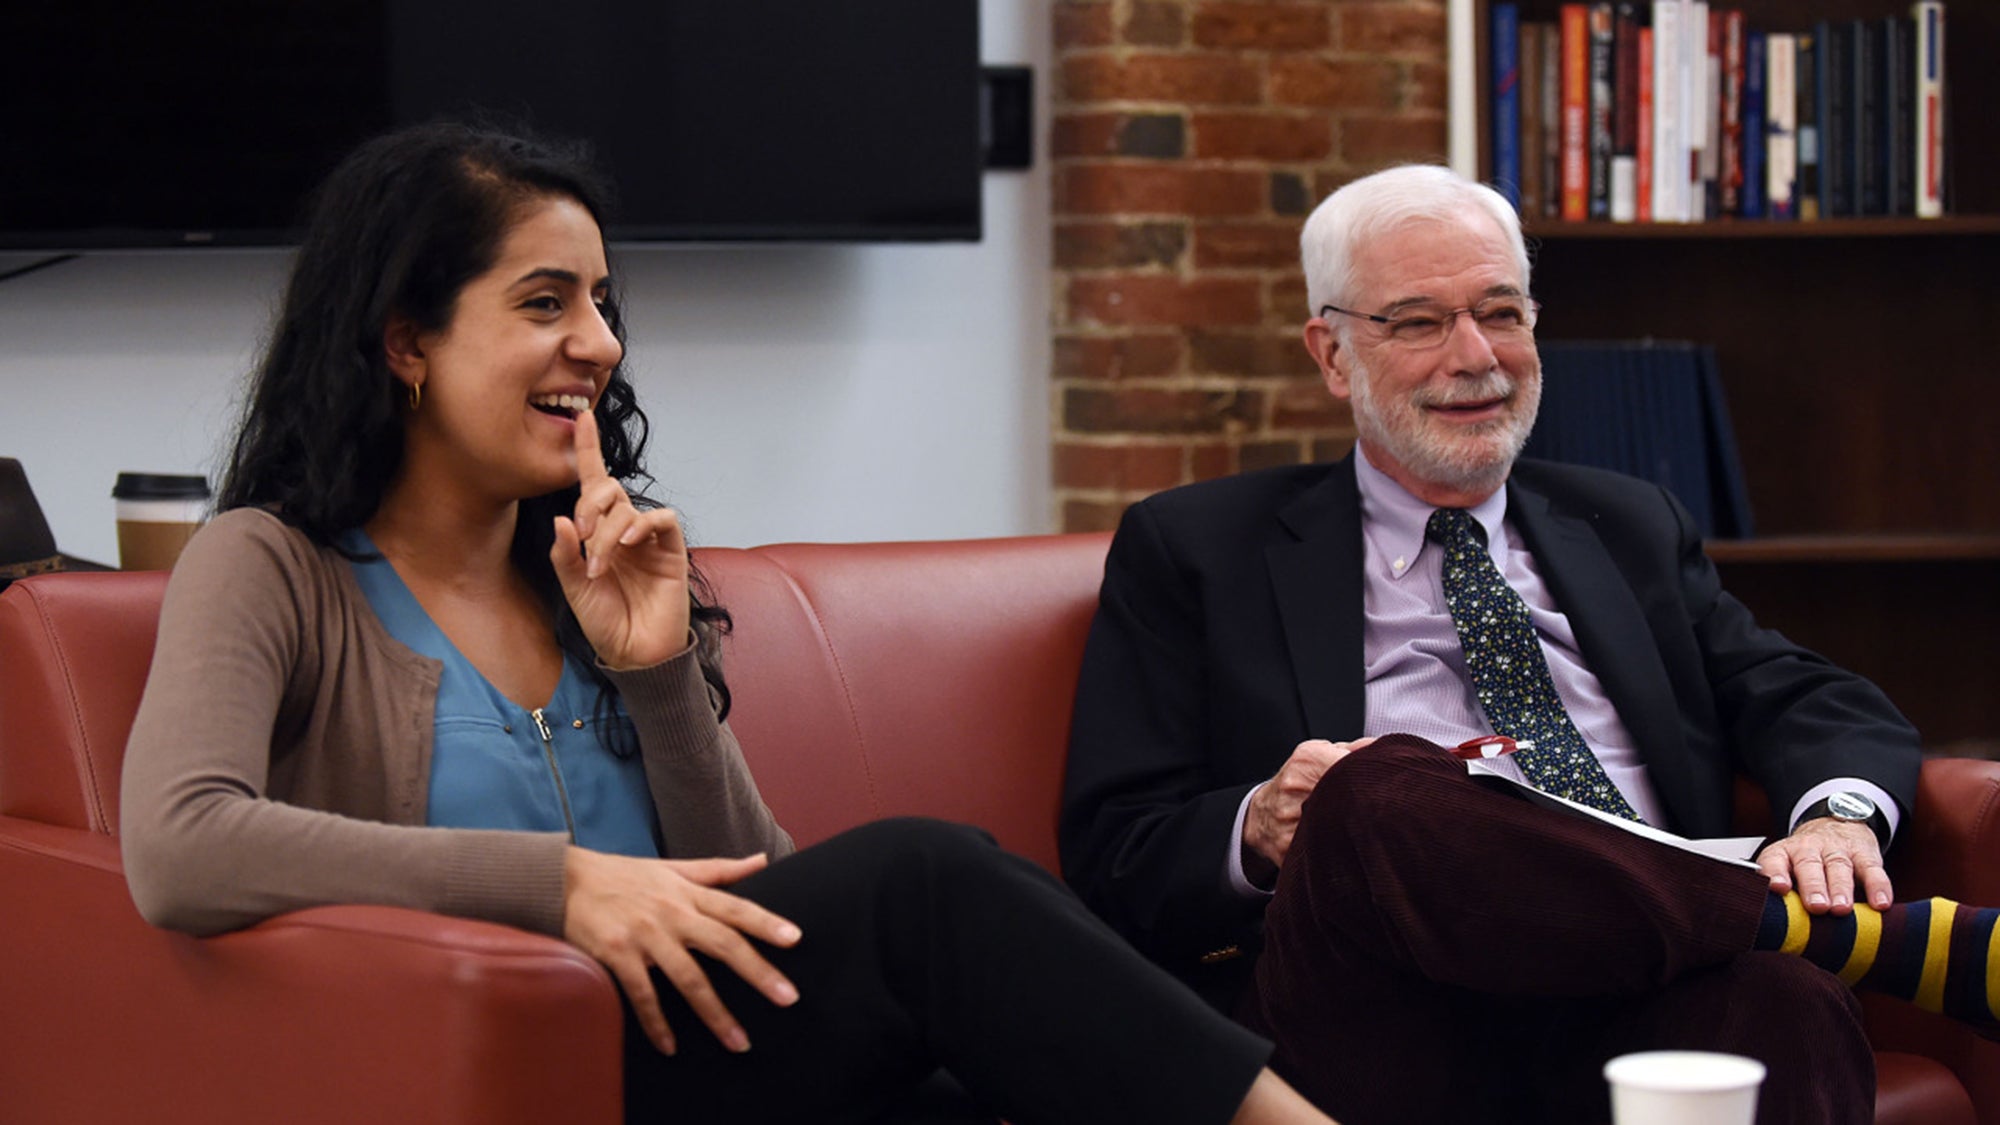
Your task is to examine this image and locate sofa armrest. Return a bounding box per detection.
[1890,756,2000,904]
[1863,757,2000,1123]
[0,817,624,1125]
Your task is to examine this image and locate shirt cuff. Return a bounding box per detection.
[1789,777,1900,845]
[1226,783,1277,899]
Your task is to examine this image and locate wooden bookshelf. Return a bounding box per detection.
[1528,214,2000,238]
[1480,0,2000,741]
[1706,534,2000,564]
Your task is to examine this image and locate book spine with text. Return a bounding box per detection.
[1561,4,1591,220]
[1912,0,1945,217]
[1741,30,1766,218]
[1610,3,1642,220]
[1521,22,1546,219]
[1719,10,1745,215]
[1855,17,1885,215]
[1885,15,1914,216]
[1821,21,1854,216]
[1796,30,1821,219]
[1687,1,1711,219]
[1541,23,1566,219]
[1767,32,1798,220]
[1588,4,1616,218]
[1650,0,1683,220]
[1492,2,1523,209]
[1638,26,1656,220]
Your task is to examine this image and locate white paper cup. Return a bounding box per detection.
[112,473,210,572]
[1604,1051,1766,1125]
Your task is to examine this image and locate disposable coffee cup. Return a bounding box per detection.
[1605,1051,1765,1125]
[112,473,211,572]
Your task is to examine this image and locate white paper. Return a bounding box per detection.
[1465,758,1763,869]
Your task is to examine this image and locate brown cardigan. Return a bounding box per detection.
[120,508,792,938]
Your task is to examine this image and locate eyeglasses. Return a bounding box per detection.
[1319,296,1541,350]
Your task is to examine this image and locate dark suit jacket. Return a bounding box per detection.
[1058,455,1922,1005]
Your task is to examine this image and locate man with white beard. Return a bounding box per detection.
[1059,165,1996,1125]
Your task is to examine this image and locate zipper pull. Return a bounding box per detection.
[530,708,553,743]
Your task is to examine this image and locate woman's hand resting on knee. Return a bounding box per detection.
[561,847,803,1055]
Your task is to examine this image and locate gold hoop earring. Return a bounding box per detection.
[408,381,423,411]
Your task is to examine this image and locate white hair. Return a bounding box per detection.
[1300,164,1531,316]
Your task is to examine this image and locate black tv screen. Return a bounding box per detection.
[2,0,982,247]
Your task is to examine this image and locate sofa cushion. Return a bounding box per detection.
[702,534,1110,873]
[0,571,169,833]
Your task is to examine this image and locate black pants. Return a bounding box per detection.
[622,818,1270,1125]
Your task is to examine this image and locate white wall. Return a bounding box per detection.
[0,2,1051,562]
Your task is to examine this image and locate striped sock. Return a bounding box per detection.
[1755,892,2000,1036]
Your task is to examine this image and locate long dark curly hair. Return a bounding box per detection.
[218,120,732,732]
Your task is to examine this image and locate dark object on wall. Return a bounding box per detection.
[982,66,1034,171]
[1524,340,1756,539]
[1,0,983,247]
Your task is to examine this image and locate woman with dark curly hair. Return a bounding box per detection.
[119,121,1334,1125]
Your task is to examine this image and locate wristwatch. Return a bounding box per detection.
[1799,791,1891,849]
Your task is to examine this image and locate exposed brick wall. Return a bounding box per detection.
[1051,0,1449,532]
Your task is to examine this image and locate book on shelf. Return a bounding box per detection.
[1767,32,1798,219]
[1649,0,1684,220]
[1637,25,1656,219]
[1855,18,1886,215]
[1818,20,1854,217]
[1486,0,1950,224]
[1693,3,1718,220]
[1561,4,1591,220]
[1796,29,1821,219]
[1718,10,1745,216]
[1686,1,1712,220]
[1742,30,1767,217]
[1521,22,1547,218]
[1493,2,1523,208]
[1611,2,1643,220]
[1587,3,1617,219]
[1913,0,1945,217]
[1540,21,1566,218]
[1885,15,1914,216]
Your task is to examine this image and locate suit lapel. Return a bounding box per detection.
[1506,481,1691,805]
[1267,458,1368,739]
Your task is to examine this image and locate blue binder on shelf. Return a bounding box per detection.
[1524,340,1755,538]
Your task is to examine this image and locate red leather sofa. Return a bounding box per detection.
[2,534,1995,1123]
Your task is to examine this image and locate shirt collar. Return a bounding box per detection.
[1353,444,1510,581]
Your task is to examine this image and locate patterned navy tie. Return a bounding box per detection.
[1426,507,1641,821]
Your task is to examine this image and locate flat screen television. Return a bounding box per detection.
[2,0,983,247]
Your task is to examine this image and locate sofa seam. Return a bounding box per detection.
[26,588,111,833]
[763,560,882,816]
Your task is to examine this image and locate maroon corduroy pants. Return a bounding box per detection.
[1240,735,1873,1125]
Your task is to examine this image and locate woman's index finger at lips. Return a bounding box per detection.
[573,405,610,482]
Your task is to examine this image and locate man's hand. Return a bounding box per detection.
[1242,737,1377,882]
[1755,817,1892,914]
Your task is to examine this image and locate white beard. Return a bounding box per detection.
[1346,350,1539,497]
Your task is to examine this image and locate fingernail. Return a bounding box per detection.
[774,981,799,1005]
[776,923,802,944]
[1833,895,1849,908]
[657,1037,677,1056]
[1873,892,1891,907]
[1808,892,1827,906]
[620,526,644,545]
[726,1029,751,1053]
